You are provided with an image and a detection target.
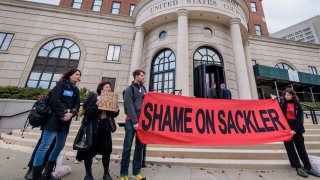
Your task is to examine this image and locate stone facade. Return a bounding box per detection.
[0,0,319,101]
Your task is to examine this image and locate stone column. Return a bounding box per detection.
[230,18,252,99]
[128,26,144,85]
[243,41,258,99]
[176,9,190,96]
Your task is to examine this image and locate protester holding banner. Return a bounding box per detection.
[32,69,81,180]
[280,88,320,178]
[120,69,147,180]
[76,82,119,180]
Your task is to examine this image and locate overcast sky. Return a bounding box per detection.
[262,0,320,33]
[25,0,319,33]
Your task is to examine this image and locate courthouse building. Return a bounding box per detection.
[0,0,320,101]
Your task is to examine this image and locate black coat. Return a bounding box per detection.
[280,101,304,133]
[76,93,119,160]
[43,80,80,134]
[219,88,232,99]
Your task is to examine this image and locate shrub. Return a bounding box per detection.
[0,86,48,100]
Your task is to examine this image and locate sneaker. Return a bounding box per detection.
[92,157,99,164]
[74,159,82,164]
[306,168,320,177]
[296,168,309,178]
[132,173,146,180]
[119,176,128,180]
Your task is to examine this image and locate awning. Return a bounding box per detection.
[253,64,320,86]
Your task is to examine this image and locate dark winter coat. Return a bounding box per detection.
[219,88,232,99]
[280,100,305,133]
[76,93,119,160]
[43,80,80,134]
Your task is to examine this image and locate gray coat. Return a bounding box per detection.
[124,82,147,125]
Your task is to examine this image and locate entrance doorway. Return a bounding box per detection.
[193,46,225,98]
[194,64,224,98]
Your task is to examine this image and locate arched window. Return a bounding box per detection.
[26,39,81,89]
[275,63,294,71]
[150,48,176,93]
[193,46,223,67]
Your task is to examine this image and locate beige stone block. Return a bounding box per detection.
[1,62,26,71]
[0,77,20,86]
[80,75,101,84]
[82,68,102,76]
[100,70,117,78]
[11,55,29,63]
[0,69,23,79]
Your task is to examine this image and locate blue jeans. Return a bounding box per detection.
[33,127,68,166]
[120,120,144,176]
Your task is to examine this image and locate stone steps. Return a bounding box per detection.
[3,133,320,161]
[12,130,320,150]
[1,116,320,170]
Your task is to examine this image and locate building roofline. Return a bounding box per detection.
[271,15,320,35]
[0,0,134,23]
[249,35,320,49]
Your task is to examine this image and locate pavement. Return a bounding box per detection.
[1,142,320,180]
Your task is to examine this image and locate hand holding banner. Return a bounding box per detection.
[137,92,292,146]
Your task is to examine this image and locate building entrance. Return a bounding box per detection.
[194,64,224,98]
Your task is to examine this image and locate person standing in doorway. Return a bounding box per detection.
[207,83,218,99]
[219,83,232,99]
[120,69,147,180]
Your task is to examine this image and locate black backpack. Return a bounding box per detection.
[22,94,51,137]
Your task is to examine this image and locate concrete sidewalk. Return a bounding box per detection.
[0,143,318,180]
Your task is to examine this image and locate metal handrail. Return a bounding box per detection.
[301,103,318,125]
[0,110,31,119]
[172,89,182,96]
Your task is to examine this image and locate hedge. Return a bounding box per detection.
[0,86,89,102]
[0,86,49,100]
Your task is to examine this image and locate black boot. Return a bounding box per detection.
[103,171,112,180]
[84,174,95,180]
[41,161,57,180]
[25,167,33,180]
[32,166,42,180]
[102,155,112,180]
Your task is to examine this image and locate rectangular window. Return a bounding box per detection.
[251,60,257,65]
[72,0,82,9]
[106,44,121,61]
[129,4,135,16]
[101,77,116,92]
[250,2,257,12]
[0,32,14,52]
[255,25,262,36]
[111,2,121,14]
[92,0,103,12]
[309,66,318,75]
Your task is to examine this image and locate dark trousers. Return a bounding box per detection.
[28,131,56,167]
[284,132,311,170]
[120,120,144,176]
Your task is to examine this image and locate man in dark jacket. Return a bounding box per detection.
[207,83,218,99]
[120,69,147,180]
[219,83,232,99]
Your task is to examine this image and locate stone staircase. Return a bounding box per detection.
[1,113,320,170]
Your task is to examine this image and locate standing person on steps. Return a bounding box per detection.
[76,81,119,180]
[120,69,147,180]
[32,69,81,180]
[280,88,320,178]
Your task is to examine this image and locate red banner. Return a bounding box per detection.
[137,92,292,146]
